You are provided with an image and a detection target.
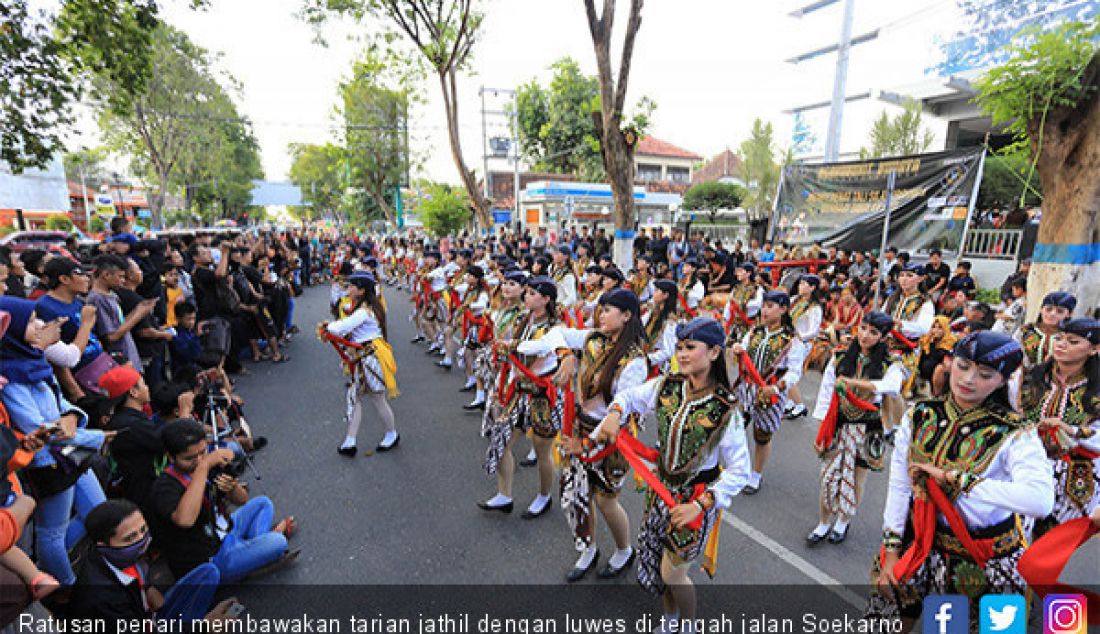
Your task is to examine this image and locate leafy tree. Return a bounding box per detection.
[974,20,1100,319]
[288,143,345,221]
[302,0,491,228]
[89,216,106,233]
[583,0,644,269]
[737,118,780,223]
[860,100,935,159]
[682,181,746,224]
[419,184,471,238]
[63,146,110,185]
[44,214,74,232]
[978,148,1042,210]
[513,57,605,180]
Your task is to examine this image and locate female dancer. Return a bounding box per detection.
[677,258,705,317]
[729,290,806,495]
[630,255,654,303]
[478,277,561,518]
[449,265,490,384]
[323,273,399,456]
[785,274,824,419]
[916,316,957,397]
[526,288,648,582]
[644,280,680,373]
[1020,317,1100,536]
[465,269,525,410]
[593,317,749,629]
[808,311,905,545]
[722,263,761,343]
[868,331,1053,624]
[1016,291,1077,369]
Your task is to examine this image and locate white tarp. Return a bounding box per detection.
[0,157,70,212]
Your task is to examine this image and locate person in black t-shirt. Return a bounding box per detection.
[101,366,163,507]
[922,249,952,302]
[118,259,172,387]
[189,243,234,363]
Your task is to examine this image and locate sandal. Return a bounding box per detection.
[272,354,290,363]
[30,572,60,601]
[274,516,297,538]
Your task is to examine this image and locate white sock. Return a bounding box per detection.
[833,519,849,533]
[440,357,452,366]
[608,546,633,568]
[573,545,597,570]
[463,377,477,388]
[811,523,831,537]
[527,494,550,514]
[486,493,511,506]
[748,471,762,487]
[340,436,357,449]
[473,389,485,403]
[526,448,537,461]
[380,431,398,447]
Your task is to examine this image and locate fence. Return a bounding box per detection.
[962,229,1024,261]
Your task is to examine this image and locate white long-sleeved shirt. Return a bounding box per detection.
[723,287,764,323]
[738,328,808,395]
[682,280,705,310]
[882,410,1054,536]
[552,269,578,307]
[810,355,906,420]
[889,295,934,340]
[518,326,648,419]
[611,377,751,510]
[645,316,678,370]
[511,318,559,378]
[327,307,383,344]
[792,303,823,342]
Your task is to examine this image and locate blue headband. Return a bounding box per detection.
[675,317,725,348]
[863,311,894,335]
[763,290,790,307]
[953,331,1024,378]
[1042,292,1077,311]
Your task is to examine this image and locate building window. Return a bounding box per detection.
[637,163,662,181]
[668,166,690,183]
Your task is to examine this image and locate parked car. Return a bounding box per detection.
[0,230,77,260]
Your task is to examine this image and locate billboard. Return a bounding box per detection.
[770,148,984,253]
[0,157,70,212]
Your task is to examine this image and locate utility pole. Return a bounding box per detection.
[511,90,520,222]
[825,0,855,162]
[78,165,92,232]
[480,86,518,230]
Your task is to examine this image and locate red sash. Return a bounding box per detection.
[677,294,697,319]
[725,301,753,335]
[890,479,994,582]
[1018,517,1100,624]
[499,353,575,435]
[814,386,878,452]
[616,433,705,530]
[737,350,778,404]
[462,309,493,344]
[891,329,917,351]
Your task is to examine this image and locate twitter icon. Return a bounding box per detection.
[981,594,1027,634]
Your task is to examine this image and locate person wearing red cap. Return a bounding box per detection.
[100,366,163,507]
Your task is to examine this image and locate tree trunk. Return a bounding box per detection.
[1026,54,1100,320]
[365,185,396,225]
[438,69,491,229]
[152,169,169,229]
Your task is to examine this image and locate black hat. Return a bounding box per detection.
[952,331,1023,378]
[602,267,625,283]
[596,254,613,264]
[348,272,376,290]
[467,265,485,279]
[863,311,894,335]
[526,276,557,301]
[901,262,925,274]
[503,270,527,284]
[576,242,592,252]
[1042,292,1077,312]
[675,317,725,348]
[654,279,678,297]
[363,256,378,268]
[556,244,573,257]
[799,274,821,288]
[44,257,87,282]
[738,262,756,273]
[1058,318,1100,345]
[710,252,727,267]
[763,290,790,307]
[598,288,640,317]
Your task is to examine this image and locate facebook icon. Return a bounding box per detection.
[923,595,969,634]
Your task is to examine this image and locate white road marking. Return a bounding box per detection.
[722,512,867,610]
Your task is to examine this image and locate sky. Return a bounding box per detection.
[116,0,968,184]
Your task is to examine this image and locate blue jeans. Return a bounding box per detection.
[286,297,296,331]
[36,470,106,585]
[211,496,288,583]
[158,562,220,623]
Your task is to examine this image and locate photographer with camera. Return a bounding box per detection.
[146,419,296,582]
[189,243,235,371]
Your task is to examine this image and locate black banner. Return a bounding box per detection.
[770,148,984,253]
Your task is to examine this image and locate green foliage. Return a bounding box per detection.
[682,181,746,224]
[513,57,603,179]
[63,146,109,184]
[419,184,471,237]
[288,143,346,221]
[89,216,106,233]
[979,148,1043,210]
[44,214,74,231]
[975,288,1001,305]
[737,119,780,222]
[860,100,935,159]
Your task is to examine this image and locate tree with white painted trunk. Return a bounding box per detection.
[583,0,643,272]
[975,22,1100,319]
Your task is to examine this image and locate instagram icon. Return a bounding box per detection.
[1044,595,1087,634]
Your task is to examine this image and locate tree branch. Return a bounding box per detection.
[613,0,643,115]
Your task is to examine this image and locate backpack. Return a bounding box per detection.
[214,276,241,314]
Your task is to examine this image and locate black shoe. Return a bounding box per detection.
[566,549,600,583]
[742,482,760,495]
[806,530,828,547]
[426,347,439,355]
[248,436,269,453]
[459,383,476,393]
[337,445,357,457]
[521,498,552,520]
[519,455,538,468]
[462,400,486,411]
[784,404,807,420]
[477,499,513,514]
[827,525,849,544]
[376,434,400,452]
[411,335,425,343]
[596,549,636,578]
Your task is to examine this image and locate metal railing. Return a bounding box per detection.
[962,229,1023,260]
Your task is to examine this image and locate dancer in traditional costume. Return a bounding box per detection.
[630,255,654,303]
[529,289,648,582]
[644,280,680,374]
[729,290,806,495]
[593,317,749,630]
[867,331,1053,624]
[322,273,400,456]
[882,262,934,394]
[465,269,526,411]
[722,263,762,344]
[784,274,824,419]
[1020,318,1100,536]
[676,258,705,319]
[550,245,578,309]
[1016,291,1077,369]
[808,311,905,545]
[478,277,563,518]
[450,266,491,387]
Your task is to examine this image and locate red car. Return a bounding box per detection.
[0,231,77,261]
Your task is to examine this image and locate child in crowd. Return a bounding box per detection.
[170,302,203,376]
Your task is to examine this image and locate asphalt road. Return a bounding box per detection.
[228,284,1097,593]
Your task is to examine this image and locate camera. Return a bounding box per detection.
[209,452,248,481]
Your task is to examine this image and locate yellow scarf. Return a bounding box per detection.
[370,339,400,399]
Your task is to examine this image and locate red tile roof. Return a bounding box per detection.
[691,149,743,184]
[635,136,703,161]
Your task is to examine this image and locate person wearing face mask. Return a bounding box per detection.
[525,288,649,582]
[867,331,1053,626]
[69,499,240,626]
[593,318,750,633]
[1020,318,1100,537]
[807,312,906,546]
